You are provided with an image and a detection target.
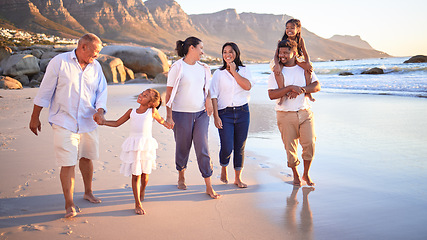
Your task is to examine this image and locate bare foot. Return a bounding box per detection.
[84,193,101,203]
[234,180,248,188]
[302,175,315,186]
[206,189,222,199]
[220,167,228,184]
[307,93,316,102]
[293,178,301,186]
[135,206,146,215]
[64,206,77,218]
[302,186,315,196]
[177,180,187,190]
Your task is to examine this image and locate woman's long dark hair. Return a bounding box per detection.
[281,19,303,57]
[219,42,245,71]
[175,36,202,57]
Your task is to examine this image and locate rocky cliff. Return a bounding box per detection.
[329,35,374,50]
[0,0,390,61]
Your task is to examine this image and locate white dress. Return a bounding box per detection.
[120,108,158,176]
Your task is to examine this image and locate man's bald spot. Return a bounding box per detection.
[78,33,102,47]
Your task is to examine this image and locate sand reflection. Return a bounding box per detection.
[284,186,315,240]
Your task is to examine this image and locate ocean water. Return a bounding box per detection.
[246,57,427,98]
[236,57,427,238]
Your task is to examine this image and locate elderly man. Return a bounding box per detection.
[29,33,107,218]
[268,40,321,187]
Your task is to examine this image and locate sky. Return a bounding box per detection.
[173,0,427,57]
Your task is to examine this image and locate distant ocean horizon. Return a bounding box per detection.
[243,57,427,98]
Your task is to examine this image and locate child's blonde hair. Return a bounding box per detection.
[146,88,162,109]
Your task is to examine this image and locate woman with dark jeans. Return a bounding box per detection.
[211,42,253,188]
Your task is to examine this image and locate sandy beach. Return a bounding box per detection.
[1,83,427,240]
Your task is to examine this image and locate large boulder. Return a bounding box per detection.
[41,51,60,59]
[31,49,44,59]
[0,46,12,62]
[2,54,40,77]
[100,45,169,78]
[362,67,384,74]
[404,55,427,63]
[0,76,23,89]
[152,72,168,84]
[96,54,127,84]
[339,71,354,76]
[124,66,134,81]
[39,58,51,72]
[14,75,30,86]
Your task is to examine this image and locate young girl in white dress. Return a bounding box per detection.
[98,88,172,215]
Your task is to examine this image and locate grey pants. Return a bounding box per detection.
[172,110,213,178]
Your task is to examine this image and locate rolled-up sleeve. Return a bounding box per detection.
[167,63,180,87]
[33,57,59,108]
[210,70,219,99]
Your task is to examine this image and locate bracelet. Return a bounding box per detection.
[160,119,165,124]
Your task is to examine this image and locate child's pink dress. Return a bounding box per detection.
[120,108,158,176]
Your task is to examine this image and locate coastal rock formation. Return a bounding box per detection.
[152,72,167,84]
[14,74,30,86]
[0,44,170,87]
[404,55,427,63]
[0,46,12,62]
[329,35,374,50]
[0,76,23,89]
[2,54,40,77]
[0,0,390,61]
[339,71,354,76]
[362,67,384,74]
[100,45,169,78]
[96,54,129,84]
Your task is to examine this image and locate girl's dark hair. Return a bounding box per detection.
[281,19,303,56]
[219,42,245,71]
[175,36,202,57]
[147,88,162,109]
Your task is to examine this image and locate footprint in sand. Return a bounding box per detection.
[20,224,46,231]
[259,163,270,169]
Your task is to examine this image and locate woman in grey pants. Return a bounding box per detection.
[165,36,221,199]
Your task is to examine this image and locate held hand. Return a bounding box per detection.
[288,91,299,99]
[93,112,106,125]
[166,117,175,129]
[290,85,304,95]
[29,117,41,136]
[214,116,223,129]
[163,121,173,130]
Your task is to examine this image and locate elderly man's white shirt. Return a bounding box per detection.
[34,50,108,133]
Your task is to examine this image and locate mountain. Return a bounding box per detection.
[0,0,390,61]
[329,35,374,50]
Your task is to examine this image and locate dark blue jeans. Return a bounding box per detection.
[172,110,213,178]
[218,103,250,170]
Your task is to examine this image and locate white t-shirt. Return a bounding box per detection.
[267,65,319,112]
[210,66,253,110]
[167,61,206,112]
